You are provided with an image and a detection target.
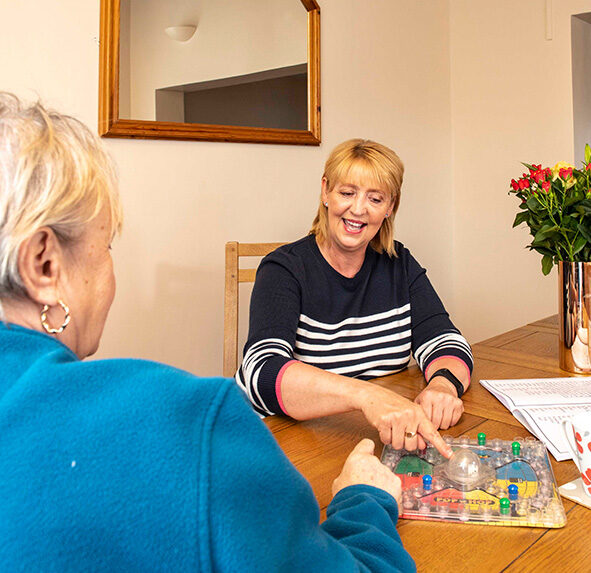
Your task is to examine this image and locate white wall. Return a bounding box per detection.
[572,14,591,165]
[2,0,590,377]
[450,0,591,344]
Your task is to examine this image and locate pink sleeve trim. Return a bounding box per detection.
[426,355,471,380]
[276,360,298,415]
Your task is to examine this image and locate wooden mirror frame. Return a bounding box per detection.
[99,0,320,145]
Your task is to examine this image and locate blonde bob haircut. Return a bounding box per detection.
[0,93,123,318]
[310,138,404,256]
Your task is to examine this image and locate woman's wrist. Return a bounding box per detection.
[425,358,470,393]
[426,368,464,398]
[425,376,459,397]
[347,378,377,412]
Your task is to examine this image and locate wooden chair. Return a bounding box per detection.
[223,241,286,377]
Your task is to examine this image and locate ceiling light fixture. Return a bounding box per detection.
[165,25,197,42]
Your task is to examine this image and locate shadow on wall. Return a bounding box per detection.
[95,223,273,376]
[96,259,225,377]
[152,262,224,377]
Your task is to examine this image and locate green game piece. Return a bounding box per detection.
[512,441,521,456]
[499,498,510,515]
[477,432,486,445]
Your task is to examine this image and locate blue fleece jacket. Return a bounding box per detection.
[0,323,415,572]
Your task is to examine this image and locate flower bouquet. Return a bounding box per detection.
[509,144,591,275]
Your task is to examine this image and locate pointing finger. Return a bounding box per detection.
[418,419,452,458]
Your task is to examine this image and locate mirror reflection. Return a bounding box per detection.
[119,0,308,130]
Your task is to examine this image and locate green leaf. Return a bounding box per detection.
[573,235,588,255]
[561,215,578,231]
[529,213,544,226]
[526,196,542,213]
[512,211,529,227]
[565,190,585,207]
[586,144,591,165]
[542,255,554,275]
[530,238,552,250]
[578,222,591,243]
[532,246,556,257]
[576,200,591,215]
[533,224,559,244]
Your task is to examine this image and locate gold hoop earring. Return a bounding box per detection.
[41,300,71,334]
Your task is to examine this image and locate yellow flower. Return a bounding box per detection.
[552,161,574,178]
[552,161,575,188]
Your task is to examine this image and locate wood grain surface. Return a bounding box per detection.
[265,315,587,572]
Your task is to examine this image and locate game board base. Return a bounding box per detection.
[381,434,566,528]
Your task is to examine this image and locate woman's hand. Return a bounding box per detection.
[414,378,464,430]
[355,385,453,458]
[332,439,403,505]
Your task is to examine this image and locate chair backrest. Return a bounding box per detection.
[223,241,286,377]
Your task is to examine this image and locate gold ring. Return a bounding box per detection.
[405,431,417,439]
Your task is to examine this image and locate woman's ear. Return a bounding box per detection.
[17,228,63,306]
[386,196,395,217]
[321,177,329,204]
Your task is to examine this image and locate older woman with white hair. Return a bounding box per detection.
[237,139,473,455]
[0,94,416,572]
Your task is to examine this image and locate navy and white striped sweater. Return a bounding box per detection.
[236,235,473,417]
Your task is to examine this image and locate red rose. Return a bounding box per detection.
[542,181,551,192]
[532,170,545,184]
[518,178,530,190]
[559,167,573,179]
[511,179,520,191]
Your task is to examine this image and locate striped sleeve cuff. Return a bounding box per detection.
[414,331,473,374]
[234,338,294,416]
[275,360,297,414]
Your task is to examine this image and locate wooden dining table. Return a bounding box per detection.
[264,315,590,572]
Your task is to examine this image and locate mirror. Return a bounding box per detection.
[99,0,320,144]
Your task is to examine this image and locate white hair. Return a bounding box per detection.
[0,93,123,318]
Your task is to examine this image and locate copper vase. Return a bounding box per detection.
[559,261,591,373]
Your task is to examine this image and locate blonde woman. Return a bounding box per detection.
[0,97,415,572]
[237,139,472,455]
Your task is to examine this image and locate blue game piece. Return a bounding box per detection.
[423,474,433,491]
[508,484,518,500]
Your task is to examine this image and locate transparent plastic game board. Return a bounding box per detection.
[381,434,566,528]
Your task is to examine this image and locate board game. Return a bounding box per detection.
[380,434,566,528]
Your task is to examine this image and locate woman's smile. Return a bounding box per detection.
[343,218,367,233]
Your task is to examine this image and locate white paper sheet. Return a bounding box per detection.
[480,377,591,461]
